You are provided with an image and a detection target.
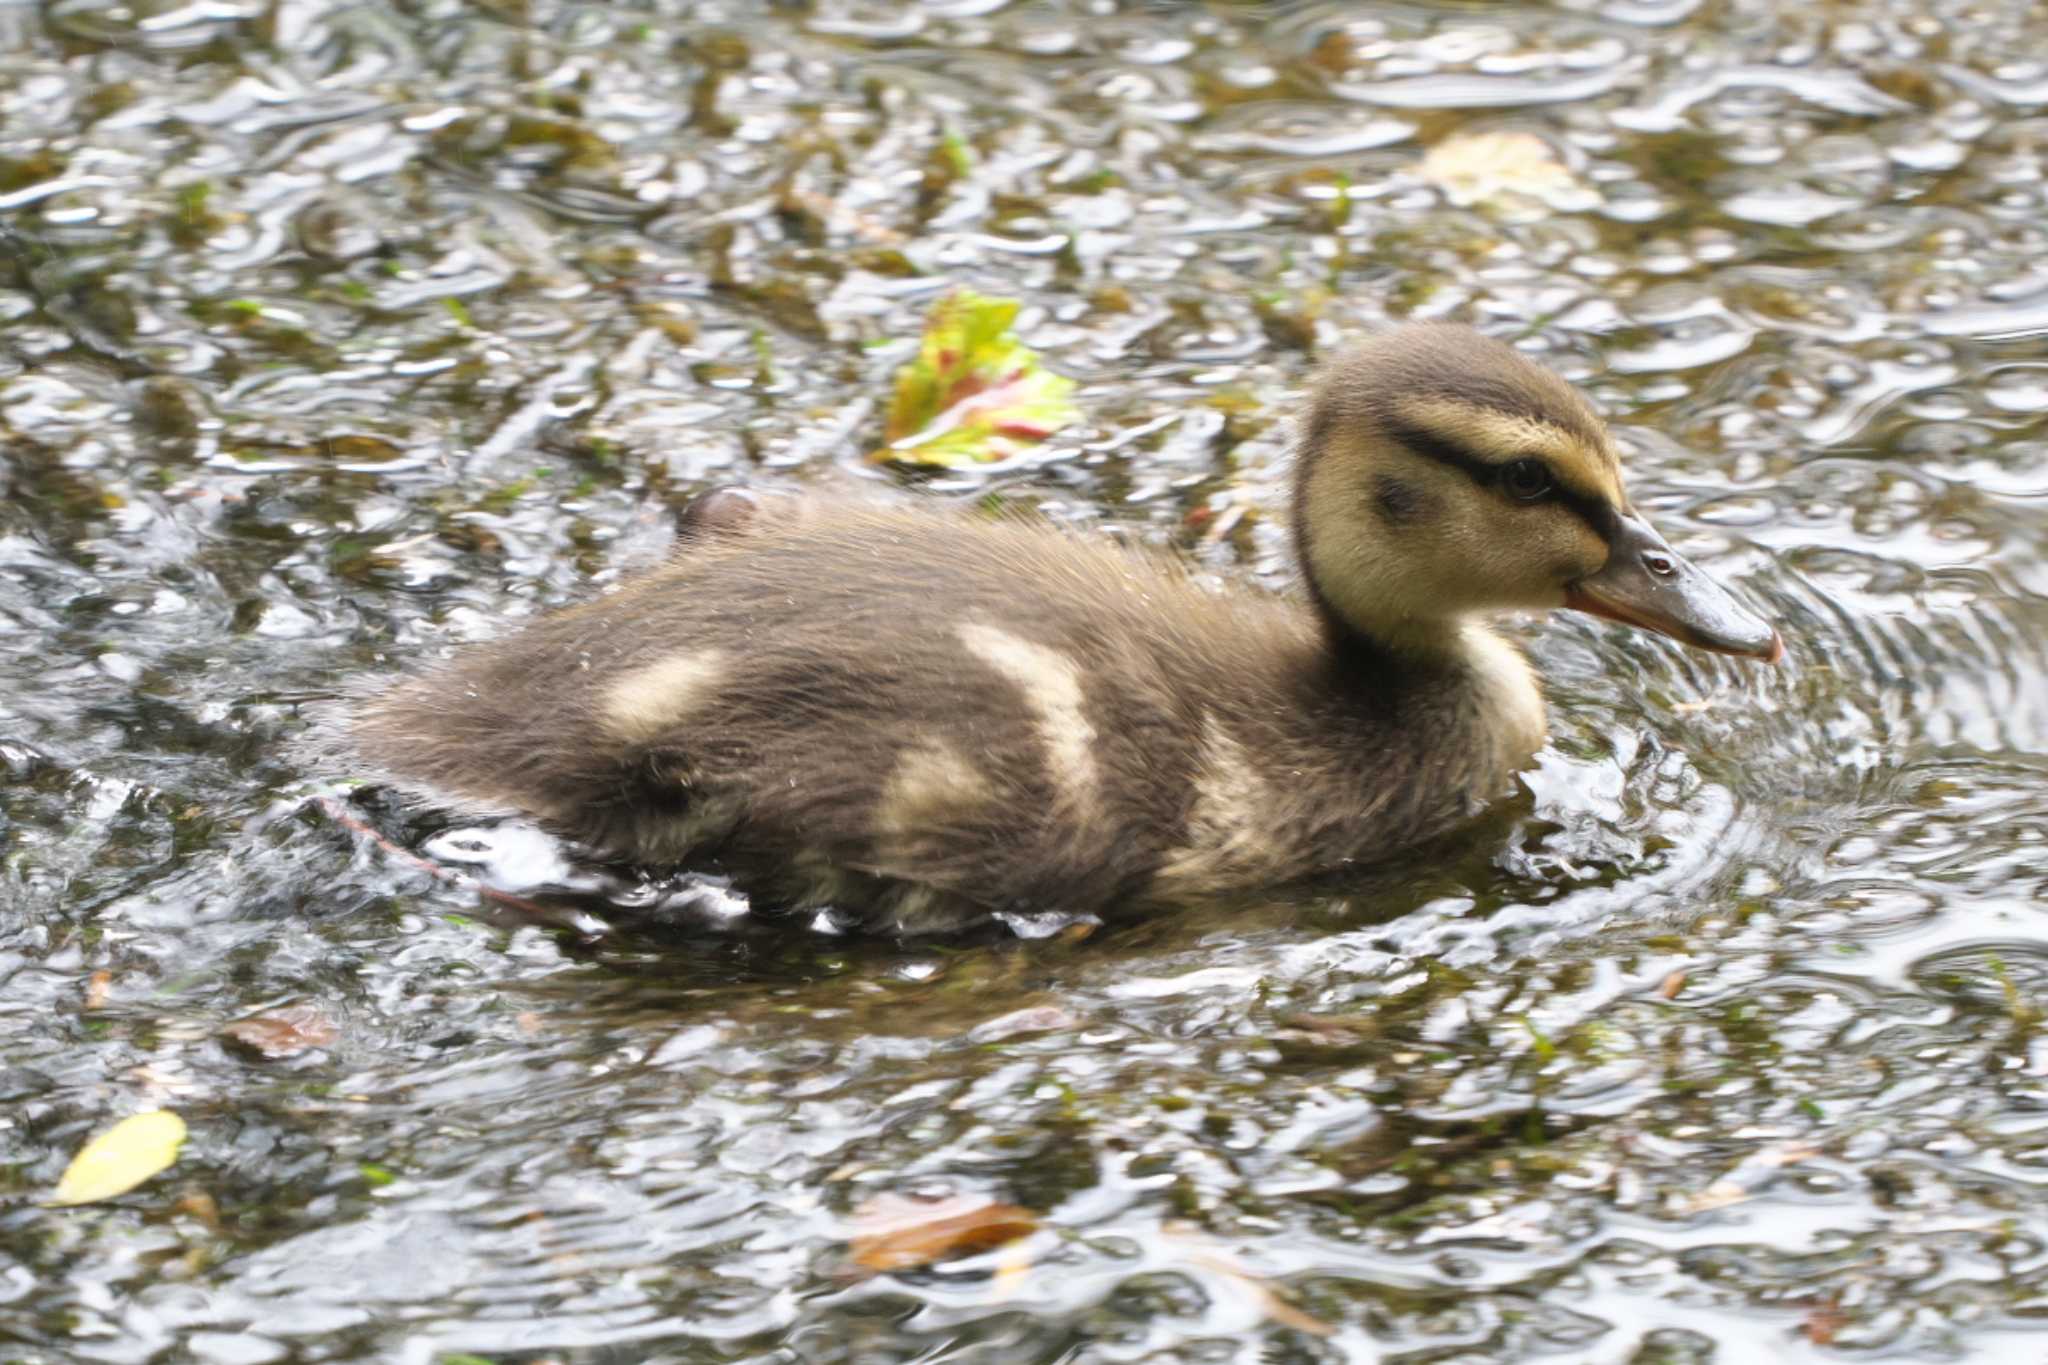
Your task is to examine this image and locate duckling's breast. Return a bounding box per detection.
[1456,623,1549,777]
[1142,640,1542,904]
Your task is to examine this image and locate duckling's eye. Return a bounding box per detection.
[1499,459,1555,502]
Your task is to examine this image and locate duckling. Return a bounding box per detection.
[347,323,1780,934]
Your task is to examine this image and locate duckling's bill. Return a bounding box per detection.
[1564,512,1785,663]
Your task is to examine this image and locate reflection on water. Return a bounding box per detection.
[3,0,2047,1361]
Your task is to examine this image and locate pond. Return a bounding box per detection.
[3,0,2047,1361]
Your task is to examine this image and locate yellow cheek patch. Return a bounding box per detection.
[1563,517,1613,580]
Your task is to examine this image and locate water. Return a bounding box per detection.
[3,1,2047,1361]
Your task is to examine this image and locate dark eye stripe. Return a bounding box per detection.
[1384,417,1496,483]
[1560,487,1619,539]
[1385,418,1618,541]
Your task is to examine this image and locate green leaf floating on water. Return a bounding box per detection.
[877,290,1078,466]
[48,1109,187,1206]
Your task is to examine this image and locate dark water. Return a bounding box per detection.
[4,1,2047,1361]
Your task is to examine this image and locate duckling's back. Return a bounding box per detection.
[351,501,1509,931]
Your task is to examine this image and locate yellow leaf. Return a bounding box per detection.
[1418,130,1596,220]
[872,291,1079,467]
[221,1005,339,1059]
[48,1110,188,1206]
[990,1238,1036,1300]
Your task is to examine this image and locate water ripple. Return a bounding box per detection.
[4,1,2048,1361]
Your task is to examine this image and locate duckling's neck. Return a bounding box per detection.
[1297,547,1476,670]
[1311,602,1465,668]
[1305,587,1549,774]
[1291,472,1484,672]
[1290,480,1548,765]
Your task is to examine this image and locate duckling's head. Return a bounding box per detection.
[1295,323,1782,664]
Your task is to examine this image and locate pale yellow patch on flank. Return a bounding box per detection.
[878,738,992,836]
[955,622,1097,806]
[599,648,727,742]
[1154,714,1297,896]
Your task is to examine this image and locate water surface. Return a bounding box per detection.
[3,1,2047,1361]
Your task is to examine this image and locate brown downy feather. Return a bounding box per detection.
[342,324,1773,933]
[347,497,1516,933]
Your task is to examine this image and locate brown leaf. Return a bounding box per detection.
[1163,1225,1334,1338]
[1757,1141,1822,1166]
[848,1194,1040,1273]
[175,1190,222,1231]
[1803,1301,1848,1345]
[84,970,112,1011]
[221,1006,339,1059]
[1676,1141,1822,1214]
[1676,1179,1749,1214]
[968,1005,1079,1045]
[781,187,906,246]
[1658,971,1687,999]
